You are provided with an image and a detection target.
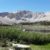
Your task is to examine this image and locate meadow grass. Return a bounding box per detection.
[0,25,50,44]
[30,43,50,50]
[0,26,50,50]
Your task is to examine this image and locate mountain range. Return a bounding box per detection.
[0,10,50,25]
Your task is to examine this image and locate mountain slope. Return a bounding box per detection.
[0,11,50,25]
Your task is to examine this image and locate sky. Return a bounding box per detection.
[0,0,50,12]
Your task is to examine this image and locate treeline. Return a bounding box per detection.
[33,21,50,25]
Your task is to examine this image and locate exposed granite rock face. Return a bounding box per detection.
[0,10,50,25]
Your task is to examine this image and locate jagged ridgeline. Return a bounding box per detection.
[0,10,50,25]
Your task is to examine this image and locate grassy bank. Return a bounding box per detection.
[30,43,50,50]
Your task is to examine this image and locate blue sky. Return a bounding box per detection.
[0,0,50,12]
